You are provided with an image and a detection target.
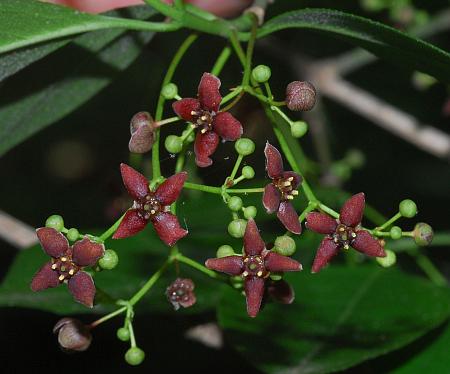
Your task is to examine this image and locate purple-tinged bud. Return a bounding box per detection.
[166,278,196,310]
[129,111,155,154]
[53,318,92,352]
[285,81,316,111]
[267,280,295,304]
[413,222,433,246]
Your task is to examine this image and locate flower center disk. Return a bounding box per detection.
[51,253,79,282]
[135,193,162,220]
[242,255,268,278]
[191,109,214,134]
[274,176,299,201]
[333,224,357,250]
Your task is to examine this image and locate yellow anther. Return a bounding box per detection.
[288,177,294,181]
[291,190,299,195]
[69,269,75,276]
[351,232,357,238]
[343,244,350,250]
[286,195,294,200]
[150,209,156,215]
[190,111,196,115]
[190,124,196,129]
[334,237,339,243]
[243,258,249,263]
[339,227,345,232]
[242,271,249,277]
[58,275,65,281]
[201,128,207,134]
[60,257,67,262]
[257,271,263,277]
[200,115,207,121]
[283,181,292,187]
[51,264,57,270]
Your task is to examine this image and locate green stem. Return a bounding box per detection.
[298,202,318,223]
[156,116,180,127]
[176,254,225,280]
[243,15,258,86]
[317,203,339,219]
[264,81,273,100]
[271,105,292,125]
[227,154,244,184]
[152,34,199,181]
[229,31,246,67]
[128,320,137,348]
[377,212,402,231]
[99,213,126,242]
[89,306,127,328]
[227,187,265,194]
[129,260,171,306]
[211,46,232,76]
[221,86,243,106]
[184,182,264,194]
[414,253,447,286]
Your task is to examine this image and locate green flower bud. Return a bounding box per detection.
[45,215,64,232]
[413,222,433,246]
[125,347,145,366]
[235,138,255,156]
[161,83,178,99]
[98,249,119,270]
[269,273,283,281]
[230,275,243,289]
[243,206,257,219]
[399,199,418,218]
[345,149,365,169]
[217,245,235,258]
[251,64,272,83]
[165,135,183,154]
[228,196,243,212]
[228,219,247,238]
[389,226,402,240]
[331,162,351,180]
[376,249,396,268]
[290,121,308,138]
[66,228,80,242]
[116,327,130,341]
[241,165,255,179]
[273,235,296,256]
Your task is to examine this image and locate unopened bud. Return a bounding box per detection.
[267,280,295,304]
[166,278,196,310]
[273,235,296,256]
[413,222,433,246]
[129,111,155,154]
[53,318,92,352]
[376,249,396,268]
[285,81,316,111]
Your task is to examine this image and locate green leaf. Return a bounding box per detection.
[0,18,155,156]
[218,266,450,374]
[258,9,450,83]
[0,0,175,55]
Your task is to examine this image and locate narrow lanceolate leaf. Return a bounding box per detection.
[0,0,176,55]
[218,266,450,374]
[258,9,450,83]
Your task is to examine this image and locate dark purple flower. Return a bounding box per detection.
[172,72,243,167]
[113,163,188,247]
[205,219,302,317]
[31,228,104,307]
[166,278,196,310]
[262,142,302,234]
[306,193,387,273]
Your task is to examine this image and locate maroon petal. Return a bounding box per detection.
[31,262,60,291]
[352,230,386,257]
[281,171,302,189]
[212,112,243,141]
[155,171,188,206]
[340,192,365,227]
[312,237,340,273]
[265,251,302,272]
[264,142,284,179]
[306,212,337,234]
[68,271,96,308]
[244,277,265,318]
[112,209,148,239]
[172,98,201,121]
[243,219,265,256]
[72,237,105,267]
[120,163,149,201]
[267,280,295,304]
[262,183,281,214]
[151,212,188,247]
[198,72,222,112]
[36,227,69,258]
[277,201,302,234]
[205,256,244,275]
[194,131,219,168]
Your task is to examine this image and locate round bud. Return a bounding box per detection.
[399,199,418,218]
[389,226,402,240]
[230,275,243,289]
[241,165,255,179]
[129,111,155,154]
[117,327,130,341]
[165,135,183,154]
[269,273,283,281]
[161,83,178,99]
[182,129,195,143]
[376,249,397,268]
[98,249,119,270]
[345,149,365,169]
[290,121,308,138]
[243,206,257,219]
[228,219,247,238]
[228,196,243,212]
[251,64,272,83]
[53,318,92,352]
[273,235,296,256]
[45,215,64,232]
[235,138,255,156]
[66,228,80,242]
[285,81,316,111]
[413,222,434,246]
[331,162,351,180]
[217,245,235,258]
[125,347,145,366]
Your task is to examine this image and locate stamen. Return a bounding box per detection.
[60,257,67,262]
[283,181,292,187]
[351,232,357,238]
[58,275,65,281]
[200,128,207,134]
[190,110,196,115]
[242,271,249,277]
[51,264,57,270]
[150,209,156,214]
[288,177,294,181]
[200,115,207,121]
[291,190,299,195]
[243,258,249,263]
[286,195,294,200]
[257,271,263,277]
[343,244,350,250]
[69,269,75,276]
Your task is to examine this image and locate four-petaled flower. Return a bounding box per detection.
[31,228,104,307]
[263,142,302,234]
[306,193,387,273]
[205,219,302,317]
[172,72,243,167]
[166,278,196,310]
[113,164,188,247]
